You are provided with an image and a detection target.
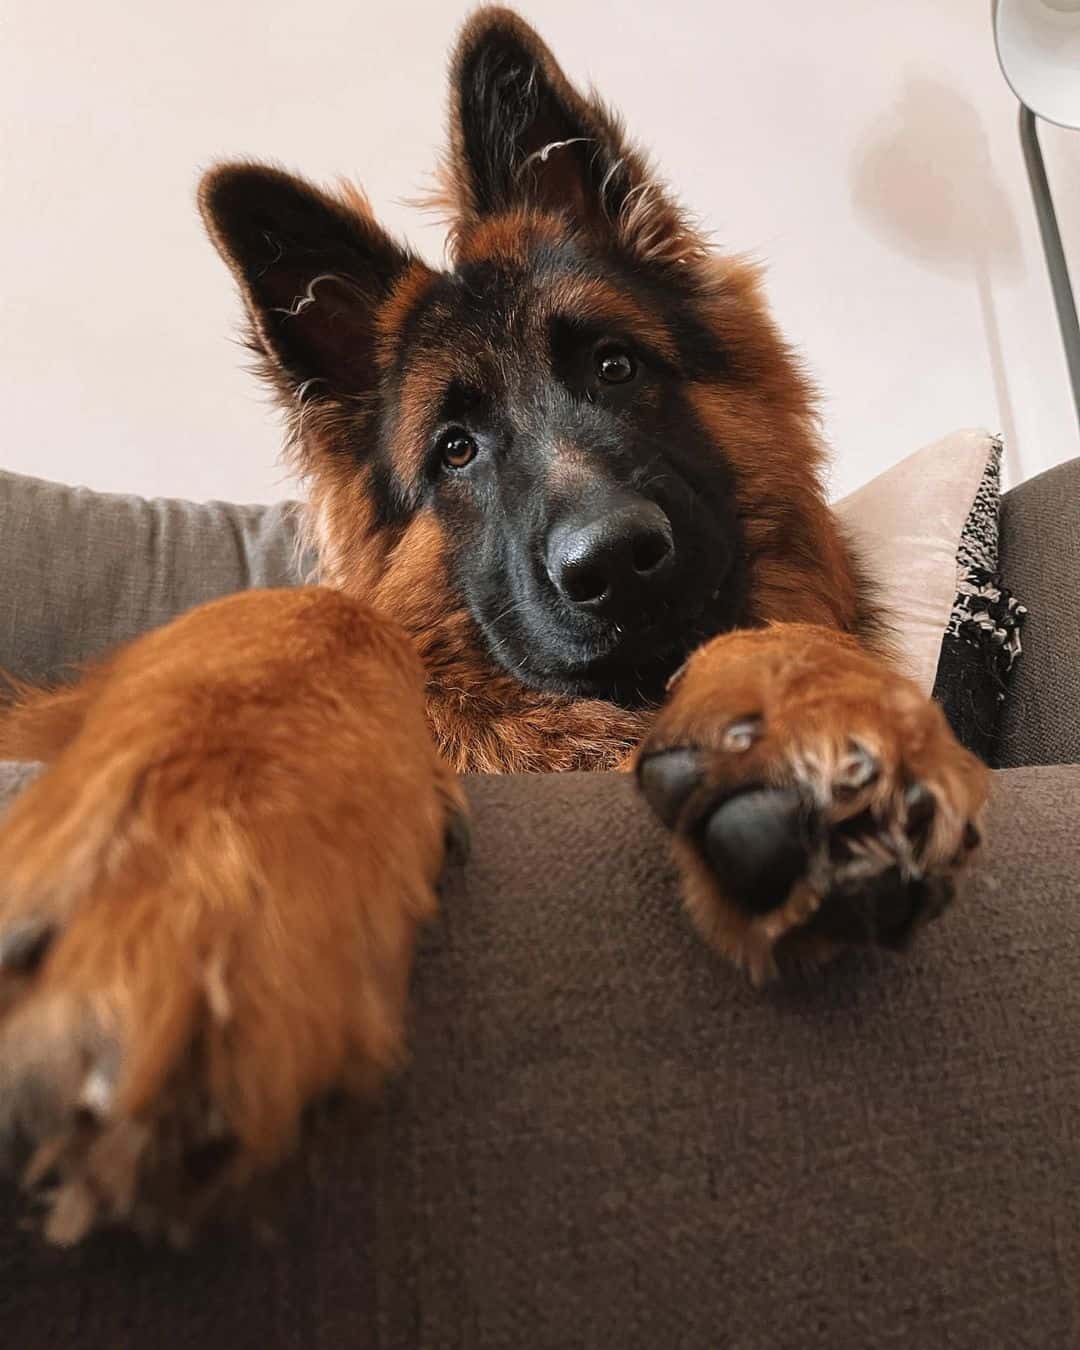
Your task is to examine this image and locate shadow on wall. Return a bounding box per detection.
[851,75,1023,483]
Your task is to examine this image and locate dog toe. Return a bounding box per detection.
[636,747,705,828]
[699,787,812,916]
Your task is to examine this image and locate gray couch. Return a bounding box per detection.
[0,462,1078,1349]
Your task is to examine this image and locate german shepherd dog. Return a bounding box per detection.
[0,9,987,1243]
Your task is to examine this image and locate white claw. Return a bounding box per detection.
[836,740,879,791]
[78,1067,114,1120]
[722,717,763,754]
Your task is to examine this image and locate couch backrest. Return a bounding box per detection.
[997,458,1080,769]
[0,470,307,688]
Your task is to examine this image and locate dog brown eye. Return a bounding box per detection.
[439,430,477,469]
[597,349,635,384]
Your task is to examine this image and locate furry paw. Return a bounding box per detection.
[637,626,989,982]
[0,588,465,1243]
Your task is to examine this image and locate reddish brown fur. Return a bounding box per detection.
[638,626,988,982]
[297,193,873,771]
[0,590,462,1240]
[0,6,988,1243]
[272,65,883,774]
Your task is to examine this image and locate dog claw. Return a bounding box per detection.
[721,717,763,754]
[0,918,54,974]
[77,1067,115,1122]
[836,740,878,791]
[904,783,936,844]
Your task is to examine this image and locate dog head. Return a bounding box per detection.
[200,7,862,731]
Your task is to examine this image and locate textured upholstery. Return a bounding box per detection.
[997,457,1080,768]
[0,469,307,688]
[1,766,1079,1348]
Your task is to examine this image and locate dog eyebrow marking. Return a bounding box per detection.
[389,349,465,486]
[542,277,678,361]
[376,263,441,372]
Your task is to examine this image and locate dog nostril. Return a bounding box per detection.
[562,561,610,604]
[631,530,673,576]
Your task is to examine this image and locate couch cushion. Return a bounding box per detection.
[0,469,307,687]
[833,428,999,697]
[0,765,1077,1348]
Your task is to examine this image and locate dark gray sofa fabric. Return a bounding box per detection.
[0,469,306,688]
[998,457,1080,768]
[1,766,1078,1349]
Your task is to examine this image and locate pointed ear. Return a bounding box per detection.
[441,7,705,268]
[199,164,416,402]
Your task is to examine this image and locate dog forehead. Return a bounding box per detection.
[414,255,558,351]
[394,243,676,377]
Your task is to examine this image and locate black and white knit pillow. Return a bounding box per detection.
[930,436,1027,762]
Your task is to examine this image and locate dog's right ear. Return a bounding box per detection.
[199,164,417,404]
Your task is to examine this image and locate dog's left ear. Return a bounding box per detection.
[441,7,704,269]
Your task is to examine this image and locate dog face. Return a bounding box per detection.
[372,227,749,704]
[201,8,859,722]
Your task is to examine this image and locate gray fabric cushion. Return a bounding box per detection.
[997,458,1080,768]
[0,470,307,687]
[1,764,1079,1348]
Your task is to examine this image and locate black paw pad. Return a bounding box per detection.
[637,748,705,829]
[810,869,955,949]
[701,787,811,916]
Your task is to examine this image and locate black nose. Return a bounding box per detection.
[547,497,675,614]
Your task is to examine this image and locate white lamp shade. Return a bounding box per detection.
[993,0,1080,129]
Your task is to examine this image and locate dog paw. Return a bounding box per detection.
[636,627,989,982]
[0,784,466,1245]
[0,588,466,1244]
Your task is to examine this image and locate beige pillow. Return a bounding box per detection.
[832,429,998,696]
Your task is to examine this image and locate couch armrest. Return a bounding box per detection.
[998,458,1080,767]
[1,766,1078,1348]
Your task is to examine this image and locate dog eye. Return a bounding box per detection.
[438,429,478,469]
[596,348,636,384]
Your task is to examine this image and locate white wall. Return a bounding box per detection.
[2,0,1077,504]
